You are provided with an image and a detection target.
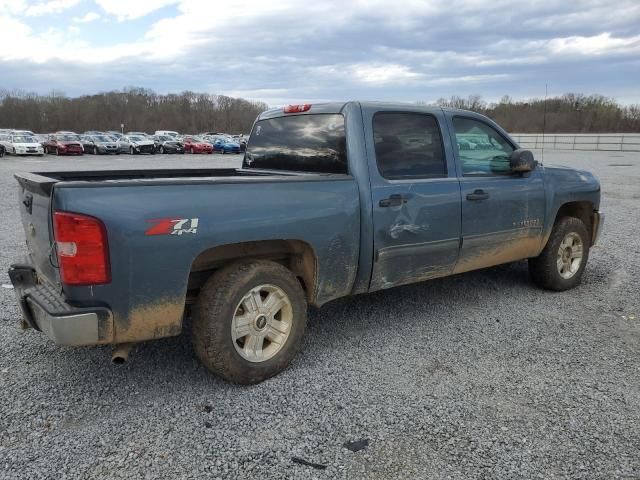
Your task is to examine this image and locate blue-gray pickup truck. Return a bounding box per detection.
[9,102,603,384]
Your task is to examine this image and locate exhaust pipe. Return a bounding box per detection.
[111,343,136,364]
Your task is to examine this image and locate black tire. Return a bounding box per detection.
[93,146,98,155]
[529,216,590,291]
[130,146,135,155]
[0,149,4,158]
[192,260,307,384]
[159,146,165,154]
[54,148,59,156]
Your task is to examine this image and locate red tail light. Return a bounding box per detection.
[53,211,111,285]
[283,104,311,113]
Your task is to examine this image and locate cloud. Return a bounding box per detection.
[95,0,179,20]
[72,12,101,23]
[25,0,81,16]
[1,0,639,104]
[547,33,640,56]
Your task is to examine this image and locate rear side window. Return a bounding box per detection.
[373,112,447,179]
[244,114,347,174]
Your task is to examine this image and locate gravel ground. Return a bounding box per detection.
[0,150,638,479]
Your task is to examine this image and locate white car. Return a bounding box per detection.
[155,130,180,138]
[117,135,156,154]
[4,135,44,156]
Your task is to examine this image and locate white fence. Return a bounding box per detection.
[510,133,640,152]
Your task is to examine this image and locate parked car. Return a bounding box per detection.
[105,131,123,140]
[44,134,84,155]
[183,136,213,154]
[81,135,120,155]
[5,134,45,156]
[155,130,180,139]
[232,134,247,152]
[154,135,185,154]
[33,134,49,146]
[0,134,11,152]
[208,135,241,154]
[117,135,156,154]
[8,102,603,385]
[11,129,36,136]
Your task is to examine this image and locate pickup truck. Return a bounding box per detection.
[9,102,603,384]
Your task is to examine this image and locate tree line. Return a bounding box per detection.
[435,94,640,133]
[0,88,269,134]
[1,88,639,134]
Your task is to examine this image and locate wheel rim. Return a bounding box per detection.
[231,284,293,363]
[557,232,583,279]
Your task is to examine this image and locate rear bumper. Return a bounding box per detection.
[8,261,113,346]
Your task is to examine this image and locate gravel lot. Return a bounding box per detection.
[0,150,638,479]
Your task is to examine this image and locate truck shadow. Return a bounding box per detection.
[48,258,601,390]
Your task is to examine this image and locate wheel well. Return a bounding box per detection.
[555,201,594,237]
[188,240,317,304]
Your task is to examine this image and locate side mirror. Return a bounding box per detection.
[509,149,537,173]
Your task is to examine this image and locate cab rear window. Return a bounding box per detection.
[244,114,347,174]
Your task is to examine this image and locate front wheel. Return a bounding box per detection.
[129,146,135,155]
[93,146,98,155]
[159,146,165,154]
[192,260,307,384]
[529,216,590,291]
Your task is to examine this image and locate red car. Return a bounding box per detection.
[183,136,213,154]
[44,133,84,155]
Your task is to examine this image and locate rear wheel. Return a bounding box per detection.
[192,260,307,384]
[190,147,195,154]
[529,216,590,291]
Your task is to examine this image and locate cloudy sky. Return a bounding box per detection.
[1,0,639,105]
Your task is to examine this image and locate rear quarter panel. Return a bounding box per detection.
[53,178,360,342]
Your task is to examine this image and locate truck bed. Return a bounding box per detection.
[15,168,347,195]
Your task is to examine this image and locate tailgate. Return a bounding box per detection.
[14,172,60,286]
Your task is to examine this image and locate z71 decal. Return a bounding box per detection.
[145,218,199,236]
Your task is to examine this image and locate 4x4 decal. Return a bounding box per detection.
[145,218,199,236]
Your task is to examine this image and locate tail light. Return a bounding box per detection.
[53,211,111,285]
[283,104,311,113]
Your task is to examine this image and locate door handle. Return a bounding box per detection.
[466,189,489,201]
[379,194,408,208]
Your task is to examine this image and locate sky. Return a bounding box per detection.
[0,0,639,106]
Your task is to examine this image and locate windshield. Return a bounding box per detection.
[13,136,38,144]
[129,136,145,142]
[94,135,111,142]
[158,136,171,141]
[191,136,205,142]
[244,114,347,174]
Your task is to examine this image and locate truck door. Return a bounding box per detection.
[363,107,462,291]
[445,113,545,273]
